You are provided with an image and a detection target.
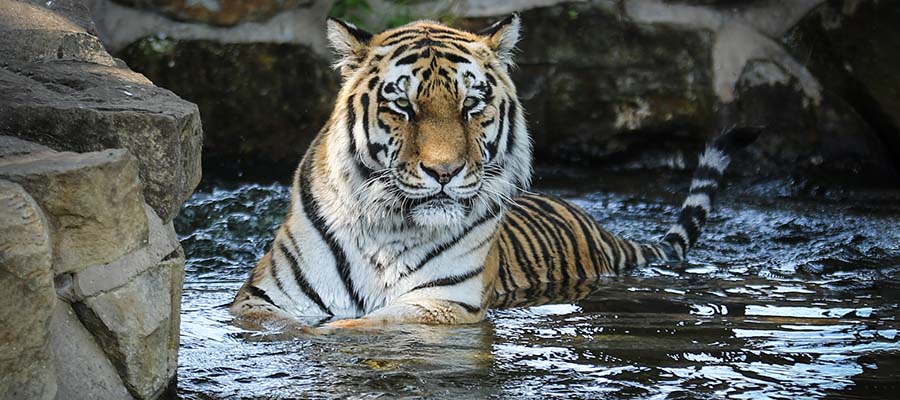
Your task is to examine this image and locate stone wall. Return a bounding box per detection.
[0,1,201,399]
[93,0,899,183]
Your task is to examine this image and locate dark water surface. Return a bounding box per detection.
[174,170,900,399]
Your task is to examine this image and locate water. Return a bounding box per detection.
[174,170,900,399]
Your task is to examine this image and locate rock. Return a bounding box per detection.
[118,38,338,164]
[0,136,148,275]
[0,1,203,222]
[723,60,894,181]
[73,252,184,400]
[785,0,900,175]
[0,180,56,400]
[57,205,179,301]
[49,301,133,400]
[460,3,718,163]
[89,0,334,53]
[111,0,317,26]
[0,0,114,66]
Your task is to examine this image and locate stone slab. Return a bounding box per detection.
[74,253,184,400]
[59,205,179,300]
[0,0,203,223]
[0,136,148,275]
[0,179,56,400]
[49,300,133,400]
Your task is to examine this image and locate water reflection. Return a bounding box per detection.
[175,172,900,399]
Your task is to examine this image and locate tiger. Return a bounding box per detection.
[229,14,761,329]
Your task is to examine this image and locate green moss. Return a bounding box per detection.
[329,0,458,31]
[329,0,372,27]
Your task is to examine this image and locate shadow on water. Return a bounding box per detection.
[174,170,900,399]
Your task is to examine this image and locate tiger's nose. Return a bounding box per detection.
[421,161,464,184]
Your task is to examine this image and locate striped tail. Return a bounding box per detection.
[658,126,763,261]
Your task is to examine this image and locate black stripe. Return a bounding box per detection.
[496,243,514,295]
[491,99,507,162]
[395,53,422,65]
[381,33,419,47]
[428,33,474,42]
[662,231,688,256]
[508,210,556,283]
[247,285,280,309]
[478,14,516,37]
[298,153,366,313]
[619,239,636,270]
[693,166,724,182]
[554,199,606,275]
[277,239,333,316]
[506,101,518,155]
[401,209,500,279]
[360,93,388,166]
[448,300,481,314]
[460,230,496,257]
[412,266,484,292]
[268,254,293,300]
[486,73,497,86]
[677,205,704,246]
[501,222,540,289]
[523,196,588,279]
[436,51,470,64]
[346,95,375,177]
[513,200,574,285]
[389,44,410,60]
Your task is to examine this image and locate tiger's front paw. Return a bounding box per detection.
[324,316,382,329]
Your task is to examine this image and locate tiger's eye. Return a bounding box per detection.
[463,97,479,108]
[395,98,410,108]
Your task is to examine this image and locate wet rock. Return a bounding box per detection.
[0,180,56,400]
[723,60,895,181]
[73,252,184,400]
[49,301,133,400]
[118,38,338,163]
[111,0,316,26]
[0,1,203,222]
[0,136,148,275]
[459,3,718,163]
[785,0,900,175]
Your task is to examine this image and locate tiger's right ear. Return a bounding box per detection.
[326,17,373,79]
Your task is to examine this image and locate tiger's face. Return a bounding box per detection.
[327,16,530,228]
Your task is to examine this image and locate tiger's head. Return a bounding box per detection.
[326,15,531,228]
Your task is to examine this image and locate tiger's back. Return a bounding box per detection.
[489,125,762,308]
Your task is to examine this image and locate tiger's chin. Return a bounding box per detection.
[409,197,467,228]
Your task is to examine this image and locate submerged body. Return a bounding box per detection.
[230,16,757,328]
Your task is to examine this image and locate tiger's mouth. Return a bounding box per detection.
[407,192,472,227]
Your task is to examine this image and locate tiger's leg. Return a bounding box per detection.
[230,253,314,332]
[326,300,486,328]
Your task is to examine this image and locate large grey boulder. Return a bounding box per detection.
[786,0,900,176]
[0,180,56,400]
[73,252,184,400]
[0,0,202,222]
[0,136,148,275]
[0,2,198,399]
[49,301,133,400]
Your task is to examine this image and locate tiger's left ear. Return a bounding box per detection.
[326,17,373,79]
[478,14,521,67]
